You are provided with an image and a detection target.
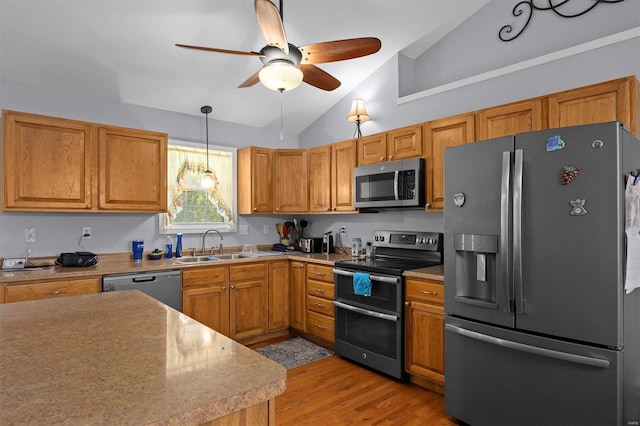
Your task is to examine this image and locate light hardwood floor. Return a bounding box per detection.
[274,355,459,425]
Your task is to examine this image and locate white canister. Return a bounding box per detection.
[351,238,362,257]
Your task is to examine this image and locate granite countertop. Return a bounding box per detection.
[0,290,286,425]
[403,264,444,282]
[0,251,351,285]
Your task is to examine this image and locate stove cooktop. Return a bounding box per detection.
[334,257,441,276]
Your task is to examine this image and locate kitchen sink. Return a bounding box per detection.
[172,254,243,264]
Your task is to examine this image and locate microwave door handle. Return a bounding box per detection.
[394,170,400,200]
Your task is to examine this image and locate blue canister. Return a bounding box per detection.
[175,233,183,258]
[165,236,172,259]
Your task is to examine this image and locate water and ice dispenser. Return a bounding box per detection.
[453,234,498,307]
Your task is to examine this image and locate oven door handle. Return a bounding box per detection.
[332,269,400,284]
[333,300,399,322]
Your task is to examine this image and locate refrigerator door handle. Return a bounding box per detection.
[500,151,512,312]
[445,324,611,369]
[513,149,524,314]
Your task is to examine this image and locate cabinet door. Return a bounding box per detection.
[98,126,167,212]
[476,98,546,140]
[356,133,387,165]
[268,260,290,331]
[274,149,308,213]
[182,285,230,336]
[230,279,268,340]
[4,277,100,303]
[289,261,306,332]
[2,110,96,211]
[331,139,357,212]
[423,113,475,210]
[548,76,637,135]
[405,300,445,388]
[386,124,423,161]
[238,146,274,214]
[308,145,332,212]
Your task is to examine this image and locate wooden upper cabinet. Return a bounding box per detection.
[238,146,274,214]
[98,125,167,212]
[423,113,475,210]
[476,98,546,140]
[274,149,308,213]
[356,132,387,165]
[386,124,423,161]
[2,110,167,213]
[308,145,332,212]
[331,139,357,212]
[2,110,96,211]
[548,76,638,136]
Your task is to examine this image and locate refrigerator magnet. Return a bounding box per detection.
[561,165,580,185]
[570,199,587,216]
[546,135,565,152]
[453,193,466,207]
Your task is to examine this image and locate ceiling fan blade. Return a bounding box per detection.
[175,43,263,57]
[298,37,381,64]
[238,69,262,88]
[300,64,341,91]
[255,0,289,54]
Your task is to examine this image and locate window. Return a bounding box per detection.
[159,141,237,234]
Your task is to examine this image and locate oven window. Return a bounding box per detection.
[335,306,400,359]
[355,173,396,202]
[335,274,400,313]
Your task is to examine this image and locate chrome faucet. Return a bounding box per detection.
[201,229,224,255]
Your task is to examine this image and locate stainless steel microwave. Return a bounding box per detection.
[353,158,425,209]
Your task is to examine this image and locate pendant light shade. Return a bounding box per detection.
[201,105,214,189]
[258,60,303,92]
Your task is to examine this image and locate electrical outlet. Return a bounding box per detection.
[263,225,269,234]
[24,228,36,243]
[82,227,92,239]
[339,226,347,234]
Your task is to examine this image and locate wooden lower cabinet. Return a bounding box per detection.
[288,261,306,332]
[182,263,267,341]
[268,260,289,332]
[305,264,335,344]
[4,277,101,303]
[404,278,445,394]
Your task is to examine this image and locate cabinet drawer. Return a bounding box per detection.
[405,279,444,304]
[182,267,227,288]
[307,310,335,342]
[229,263,266,281]
[5,277,100,303]
[307,294,334,317]
[307,281,334,300]
[306,264,333,284]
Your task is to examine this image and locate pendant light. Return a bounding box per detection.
[201,105,214,189]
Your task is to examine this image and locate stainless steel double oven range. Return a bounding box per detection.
[333,230,443,380]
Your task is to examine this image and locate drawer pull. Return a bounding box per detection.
[43,290,66,295]
[315,324,327,329]
[315,288,326,293]
[315,272,326,277]
[315,303,325,307]
[421,290,438,296]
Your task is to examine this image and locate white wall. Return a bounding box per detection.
[1,0,639,257]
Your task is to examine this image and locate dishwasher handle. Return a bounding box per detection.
[132,276,157,283]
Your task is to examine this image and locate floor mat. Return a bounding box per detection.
[255,337,334,370]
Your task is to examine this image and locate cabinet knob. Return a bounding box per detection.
[86,204,91,209]
[389,155,394,160]
[405,301,411,306]
[253,207,257,212]
[380,156,385,161]
[231,285,235,289]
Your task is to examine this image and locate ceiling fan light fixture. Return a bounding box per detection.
[258,60,303,91]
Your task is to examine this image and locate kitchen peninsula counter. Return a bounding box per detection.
[0,290,286,425]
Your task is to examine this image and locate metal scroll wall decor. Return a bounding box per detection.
[499,0,626,42]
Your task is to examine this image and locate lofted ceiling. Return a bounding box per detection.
[0,0,488,134]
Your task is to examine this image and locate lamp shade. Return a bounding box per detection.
[201,170,214,189]
[347,99,370,123]
[259,61,304,92]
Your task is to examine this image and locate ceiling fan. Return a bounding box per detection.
[175,0,382,92]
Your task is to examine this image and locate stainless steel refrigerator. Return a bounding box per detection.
[444,122,640,426]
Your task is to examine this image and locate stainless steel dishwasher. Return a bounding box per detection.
[102,270,182,311]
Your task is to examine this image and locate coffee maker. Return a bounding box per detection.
[322,231,334,254]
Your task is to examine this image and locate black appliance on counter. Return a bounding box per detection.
[333,230,443,380]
